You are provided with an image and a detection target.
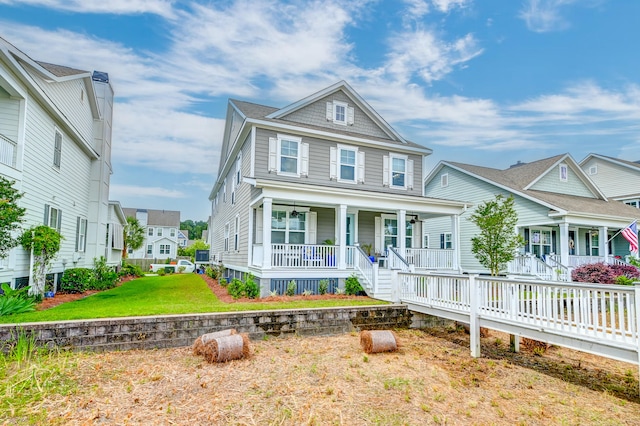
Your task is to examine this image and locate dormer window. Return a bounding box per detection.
[326,100,354,126]
[559,164,568,182]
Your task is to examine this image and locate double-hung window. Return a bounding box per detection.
[44,204,61,232]
[146,244,152,256]
[391,155,406,188]
[234,216,239,251]
[76,217,87,252]
[383,153,413,190]
[157,228,163,237]
[224,223,230,251]
[279,137,299,175]
[159,244,170,255]
[440,233,452,249]
[339,147,356,182]
[326,100,354,126]
[170,228,176,237]
[271,210,306,244]
[330,144,365,183]
[148,227,154,236]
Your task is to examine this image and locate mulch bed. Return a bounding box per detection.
[199,273,371,303]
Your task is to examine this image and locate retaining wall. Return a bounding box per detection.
[0,305,410,353]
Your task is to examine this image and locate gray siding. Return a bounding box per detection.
[253,128,423,197]
[529,165,596,198]
[424,166,557,272]
[282,91,392,140]
[357,211,377,248]
[582,158,640,198]
[313,207,335,243]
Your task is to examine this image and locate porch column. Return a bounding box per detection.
[599,226,608,262]
[262,198,272,269]
[338,204,347,269]
[397,210,406,255]
[247,206,254,267]
[452,214,460,271]
[559,223,570,267]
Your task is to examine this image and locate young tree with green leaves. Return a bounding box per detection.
[469,194,524,276]
[0,176,26,259]
[20,225,62,296]
[123,216,145,258]
[178,239,209,258]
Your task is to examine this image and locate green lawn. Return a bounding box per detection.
[0,274,387,323]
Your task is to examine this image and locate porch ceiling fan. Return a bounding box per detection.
[291,202,299,217]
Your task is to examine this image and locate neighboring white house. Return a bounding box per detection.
[123,208,180,260]
[208,81,466,297]
[579,154,640,209]
[423,154,640,278]
[178,230,189,248]
[0,37,125,289]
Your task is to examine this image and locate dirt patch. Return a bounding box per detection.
[28,327,639,425]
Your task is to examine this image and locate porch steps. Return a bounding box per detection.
[373,268,393,301]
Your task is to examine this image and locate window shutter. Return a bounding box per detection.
[347,106,354,125]
[440,234,445,249]
[357,151,365,183]
[44,204,50,225]
[326,102,333,121]
[75,216,80,251]
[306,211,317,244]
[374,216,382,254]
[382,155,390,187]
[268,137,277,172]
[255,208,263,244]
[57,211,62,232]
[329,147,337,180]
[83,220,87,251]
[407,159,414,189]
[301,142,309,177]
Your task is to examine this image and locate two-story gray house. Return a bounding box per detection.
[208,81,466,297]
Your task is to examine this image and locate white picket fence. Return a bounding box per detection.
[399,272,640,374]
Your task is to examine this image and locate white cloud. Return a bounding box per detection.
[518,0,578,33]
[109,184,187,199]
[431,0,471,13]
[0,0,175,17]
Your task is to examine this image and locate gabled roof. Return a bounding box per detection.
[265,80,408,144]
[123,208,180,227]
[579,153,640,171]
[427,154,640,223]
[178,230,189,239]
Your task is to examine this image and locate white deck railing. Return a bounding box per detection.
[271,244,338,268]
[405,248,455,269]
[354,246,375,292]
[400,272,640,366]
[549,254,629,268]
[507,255,557,280]
[0,133,17,168]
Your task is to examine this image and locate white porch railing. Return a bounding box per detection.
[0,133,17,168]
[550,254,629,268]
[400,272,640,367]
[271,244,337,268]
[354,245,375,293]
[387,246,411,272]
[507,255,557,280]
[404,248,455,269]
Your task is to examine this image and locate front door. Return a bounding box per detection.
[346,214,355,245]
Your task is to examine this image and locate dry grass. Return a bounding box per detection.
[10,326,640,425]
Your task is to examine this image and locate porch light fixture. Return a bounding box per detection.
[291,202,299,218]
[410,215,418,224]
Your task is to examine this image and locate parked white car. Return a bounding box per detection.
[149,259,195,273]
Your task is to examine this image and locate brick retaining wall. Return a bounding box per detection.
[0,305,410,353]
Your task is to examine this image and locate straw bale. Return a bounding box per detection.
[360,330,398,354]
[202,333,251,363]
[192,329,237,355]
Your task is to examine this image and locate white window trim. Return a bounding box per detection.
[390,153,408,190]
[76,217,87,252]
[148,227,153,236]
[589,165,597,175]
[170,228,176,237]
[146,244,153,255]
[337,144,358,184]
[276,134,302,177]
[53,128,62,169]
[224,222,230,252]
[441,232,453,249]
[333,101,348,125]
[271,209,308,244]
[559,164,568,182]
[157,228,163,237]
[441,173,449,188]
[234,215,239,251]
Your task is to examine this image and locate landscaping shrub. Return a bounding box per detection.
[91,256,118,290]
[205,266,217,279]
[119,263,143,278]
[60,268,94,293]
[227,278,245,299]
[286,280,296,296]
[571,262,640,284]
[345,274,363,295]
[0,283,37,316]
[244,274,259,299]
[318,279,329,295]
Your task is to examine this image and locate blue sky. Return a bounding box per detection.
[1,0,639,220]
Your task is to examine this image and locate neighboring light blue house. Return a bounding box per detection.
[579,154,640,209]
[423,154,640,279]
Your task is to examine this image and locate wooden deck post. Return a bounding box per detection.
[469,274,481,358]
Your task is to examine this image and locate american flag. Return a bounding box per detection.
[621,220,638,255]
